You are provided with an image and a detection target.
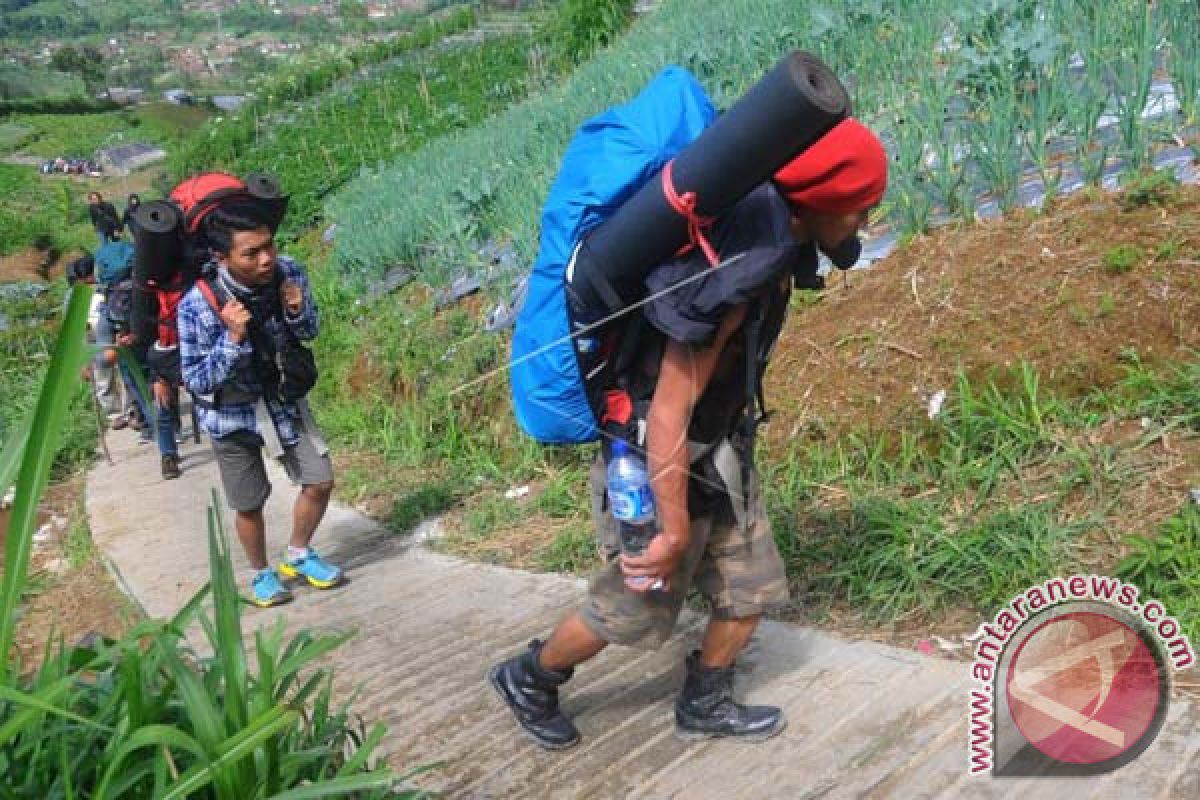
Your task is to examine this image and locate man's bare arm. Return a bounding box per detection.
[621,304,748,586]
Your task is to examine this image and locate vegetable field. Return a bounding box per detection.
[326,0,1200,283]
[170,2,625,232]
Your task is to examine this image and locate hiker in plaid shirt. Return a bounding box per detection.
[178,200,344,608]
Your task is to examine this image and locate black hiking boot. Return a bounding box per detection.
[161,454,182,480]
[488,639,580,750]
[675,651,785,742]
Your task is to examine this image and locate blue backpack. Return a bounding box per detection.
[95,239,134,286]
[95,239,136,328]
[509,67,716,444]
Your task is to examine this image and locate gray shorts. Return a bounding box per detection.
[210,417,334,512]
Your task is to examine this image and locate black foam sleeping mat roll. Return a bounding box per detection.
[243,172,285,200]
[574,51,850,313]
[132,200,184,287]
[243,173,289,230]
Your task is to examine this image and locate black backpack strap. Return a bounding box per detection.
[737,299,769,530]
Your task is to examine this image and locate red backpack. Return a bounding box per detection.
[132,172,289,349]
[170,171,251,234]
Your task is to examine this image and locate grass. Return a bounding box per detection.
[300,239,568,521]
[0,280,94,472]
[2,103,208,158]
[1103,244,1142,274]
[1117,506,1200,644]
[761,356,1199,630]
[0,121,36,152]
[355,341,1198,635]
[0,164,95,257]
[63,515,93,570]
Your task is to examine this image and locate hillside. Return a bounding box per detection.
[769,183,1200,441]
[2,3,1199,792]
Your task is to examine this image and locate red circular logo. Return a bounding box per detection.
[1006,611,1162,765]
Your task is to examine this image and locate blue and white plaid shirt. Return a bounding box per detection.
[178,255,319,445]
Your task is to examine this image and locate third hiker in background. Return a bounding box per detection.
[87,192,122,247]
[122,194,142,239]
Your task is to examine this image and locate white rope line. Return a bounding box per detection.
[449,251,746,397]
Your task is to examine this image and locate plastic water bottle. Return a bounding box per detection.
[606,439,659,590]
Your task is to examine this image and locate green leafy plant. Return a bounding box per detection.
[1163,0,1200,127]
[1102,244,1142,274]
[1116,507,1200,643]
[1120,168,1179,210]
[541,0,635,71]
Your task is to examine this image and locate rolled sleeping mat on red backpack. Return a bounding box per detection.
[131,200,184,285]
[572,50,850,313]
[242,172,289,232]
[130,200,184,344]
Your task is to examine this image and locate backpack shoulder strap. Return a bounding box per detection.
[195,277,226,315]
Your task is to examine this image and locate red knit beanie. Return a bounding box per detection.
[773,118,888,214]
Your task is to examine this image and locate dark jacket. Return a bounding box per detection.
[620,184,805,440]
[122,206,140,236]
[89,201,121,236]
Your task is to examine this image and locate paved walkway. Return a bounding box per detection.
[87,427,1199,799]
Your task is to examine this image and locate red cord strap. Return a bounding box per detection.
[661,160,720,268]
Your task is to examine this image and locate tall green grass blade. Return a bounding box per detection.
[168,582,214,633]
[0,681,113,741]
[336,722,387,777]
[160,705,300,800]
[208,491,248,732]
[94,725,210,800]
[264,772,400,800]
[0,283,91,682]
[0,407,33,497]
[276,630,355,682]
[152,636,226,755]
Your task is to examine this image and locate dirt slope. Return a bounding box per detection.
[766,184,1200,444]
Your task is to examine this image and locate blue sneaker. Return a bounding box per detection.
[250,568,292,608]
[279,549,344,589]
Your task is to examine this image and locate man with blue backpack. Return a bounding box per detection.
[490,58,888,749]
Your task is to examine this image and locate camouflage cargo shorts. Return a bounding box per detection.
[580,455,790,649]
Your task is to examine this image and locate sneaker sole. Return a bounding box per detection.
[278,562,343,589]
[674,716,787,743]
[249,593,292,608]
[486,665,580,751]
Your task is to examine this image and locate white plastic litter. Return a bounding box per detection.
[927,389,947,420]
[504,485,530,500]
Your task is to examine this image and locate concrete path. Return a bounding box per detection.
[87,427,1199,799]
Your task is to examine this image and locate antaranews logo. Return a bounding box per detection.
[967,575,1194,777]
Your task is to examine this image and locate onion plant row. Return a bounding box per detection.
[328,0,1200,280]
[169,6,478,227]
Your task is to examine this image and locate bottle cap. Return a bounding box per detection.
[611,439,627,456]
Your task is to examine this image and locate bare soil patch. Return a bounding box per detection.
[765,186,1200,446]
[2,474,138,673]
[0,247,50,283]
